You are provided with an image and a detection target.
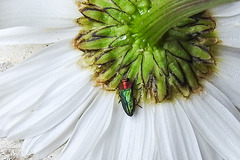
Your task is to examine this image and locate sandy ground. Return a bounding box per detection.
[0,44,62,160]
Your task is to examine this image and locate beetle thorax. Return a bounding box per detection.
[119,79,132,90]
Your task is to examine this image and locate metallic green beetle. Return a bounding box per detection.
[119,78,135,116]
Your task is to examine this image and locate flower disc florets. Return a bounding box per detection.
[75,0,218,103]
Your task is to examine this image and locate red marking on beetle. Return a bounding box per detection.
[119,78,132,90]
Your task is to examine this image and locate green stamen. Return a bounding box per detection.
[75,0,236,104]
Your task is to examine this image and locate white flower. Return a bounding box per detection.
[1,0,240,160]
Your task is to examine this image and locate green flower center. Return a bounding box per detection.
[74,0,233,103]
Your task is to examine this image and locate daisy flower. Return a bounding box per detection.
[1,0,240,159]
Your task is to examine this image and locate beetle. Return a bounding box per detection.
[118,78,135,116]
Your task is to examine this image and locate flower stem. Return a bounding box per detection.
[132,0,238,45]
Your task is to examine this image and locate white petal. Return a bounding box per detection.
[217,66,240,88]
[216,45,240,59]
[217,25,240,48]
[180,92,240,160]
[0,64,74,119]
[211,1,240,17]
[211,1,240,48]
[0,65,79,137]
[216,47,240,83]
[215,14,240,26]
[3,72,93,139]
[83,100,125,160]
[21,88,100,159]
[0,26,80,45]
[0,39,91,139]
[59,91,115,160]
[84,103,157,160]
[154,102,202,160]
[0,0,81,44]
[0,0,80,29]
[209,74,240,109]
[207,47,240,108]
[194,128,224,160]
[204,81,240,121]
[116,105,156,160]
[0,39,79,97]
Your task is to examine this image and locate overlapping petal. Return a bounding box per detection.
[193,129,224,160]
[154,102,202,160]
[21,88,100,159]
[208,45,240,108]
[0,40,93,140]
[179,89,240,160]
[59,91,115,160]
[81,104,157,160]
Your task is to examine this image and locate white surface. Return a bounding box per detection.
[0,44,62,160]
[0,44,46,70]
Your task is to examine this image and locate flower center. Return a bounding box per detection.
[74,0,231,104]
